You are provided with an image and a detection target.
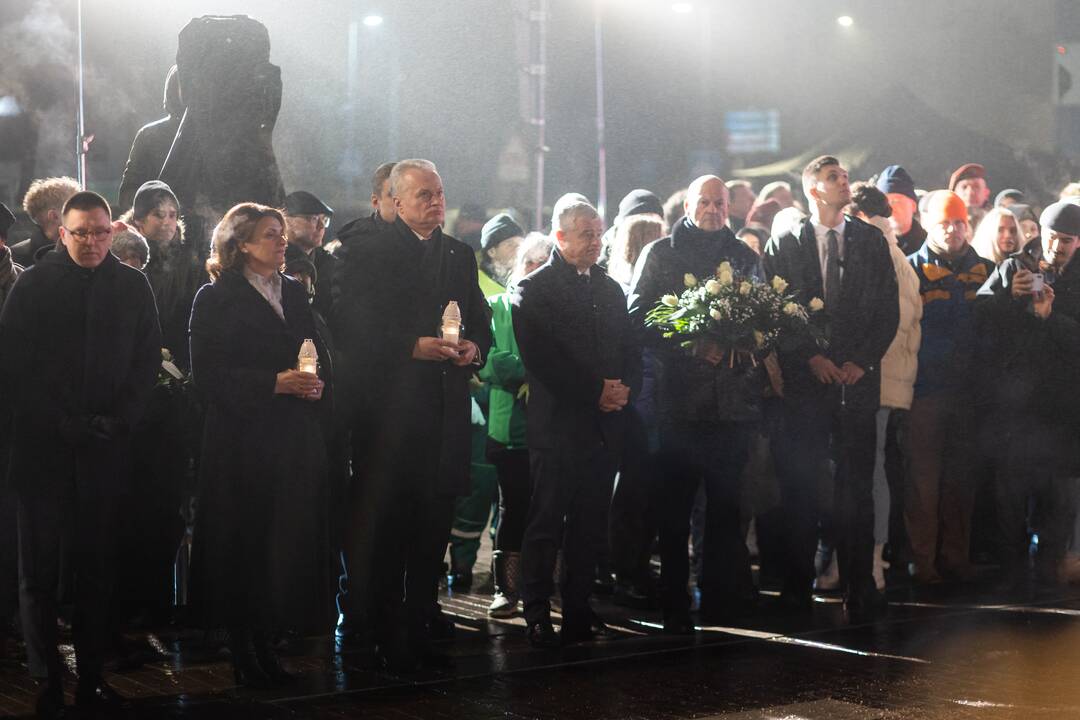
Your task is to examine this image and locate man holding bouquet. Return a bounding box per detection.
[763,156,898,620]
[628,175,765,633]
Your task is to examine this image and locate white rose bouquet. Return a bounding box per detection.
[645,262,826,361]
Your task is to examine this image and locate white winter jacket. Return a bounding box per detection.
[868,216,922,410]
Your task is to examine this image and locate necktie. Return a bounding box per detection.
[825,229,841,310]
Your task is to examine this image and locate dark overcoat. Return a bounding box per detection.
[188,268,331,632]
[0,249,161,494]
[511,248,641,454]
[763,215,899,412]
[974,244,1080,470]
[628,218,765,425]
[329,217,492,496]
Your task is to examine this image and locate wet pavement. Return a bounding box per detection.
[3,570,1080,719]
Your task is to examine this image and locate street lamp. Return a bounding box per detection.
[837,15,854,28]
[363,15,383,27]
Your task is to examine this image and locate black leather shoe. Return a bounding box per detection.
[35,681,65,719]
[662,611,695,635]
[527,619,560,648]
[448,569,473,593]
[229,637,274,689]
[375,642,418,674]
[75,677,128,714]
[776,589,813,615]
[845,589,887,623]
[254,639,296,686]
[428,610,457,642]
[612,580,657,610]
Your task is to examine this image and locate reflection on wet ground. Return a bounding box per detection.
[2,570,1080,718]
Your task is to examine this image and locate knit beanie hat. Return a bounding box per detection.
[875,165,917,203]
[925,190,968,225]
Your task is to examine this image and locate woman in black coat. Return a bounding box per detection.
[189,202,331,687]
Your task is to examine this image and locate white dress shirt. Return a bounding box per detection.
[242,266,285,321]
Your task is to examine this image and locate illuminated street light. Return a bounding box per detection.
[837,15,854,27]
[363,15,384,27]
[672,3,693,13]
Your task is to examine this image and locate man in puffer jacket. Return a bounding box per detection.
[847,185,921,590]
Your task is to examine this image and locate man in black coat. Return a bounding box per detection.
[763,156,898,619]
[284,190,339,320]
[117,66,184,213]
[0,191,161,717]
[326,161,397,647]
[975,201,1080,584]
[512,196,640,647]
[628,175,765,632]
[330,159,491,670]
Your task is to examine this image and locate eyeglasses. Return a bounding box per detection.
[63,227,112,240]
[298,214,330,229]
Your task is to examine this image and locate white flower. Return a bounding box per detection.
[705,279,722,295]
[739,281,752,296]
[684,273,698,288]
[709,308,722,320]
[753,330,765,348]
[661,294,679,307]
[718,269,734,286]
[809,297,825,312]
[783,302,800,316]
[771,276,789,293]
[717,261,733,276]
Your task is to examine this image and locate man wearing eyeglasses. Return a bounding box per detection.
[284,190,338,319]
[0,191,160,718]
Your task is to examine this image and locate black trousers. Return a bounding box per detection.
[995,428,1078,578]
[608,407,661,588]
[521,445,617,628]
[18,474,118,681]
[362,467,456,652]
[0,481,16,626]
[772,396,877,598]
[488,442,532,553]
[656,422,752,617]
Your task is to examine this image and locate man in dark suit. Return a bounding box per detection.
[763,156,898,619]
[512,195,640,647]
[628,175,765,632]
[330,159,492,670]
[0,191,161,717]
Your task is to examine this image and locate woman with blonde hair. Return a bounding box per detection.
[971,207,1024,266]
[607,213,664,288]
[189,202,332,687]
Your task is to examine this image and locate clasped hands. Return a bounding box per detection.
[808,354,865,385]
[412,336,479,366]
[275,369,324,401]
[599,378,630,413]
[1010,268,1055,319]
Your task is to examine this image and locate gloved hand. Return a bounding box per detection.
[57,415,95,446]
[88,415,128,441]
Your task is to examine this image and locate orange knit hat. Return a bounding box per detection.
[924,190,968,225]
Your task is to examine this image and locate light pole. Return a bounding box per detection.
[75,0,89,188]
[593,1,607,221]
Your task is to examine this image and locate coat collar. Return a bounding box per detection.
[670,216,738,251]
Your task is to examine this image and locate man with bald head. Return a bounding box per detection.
[330,159,492,671]
[628,175,765,632]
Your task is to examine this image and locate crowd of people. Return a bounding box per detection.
[1,152,1080,718]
